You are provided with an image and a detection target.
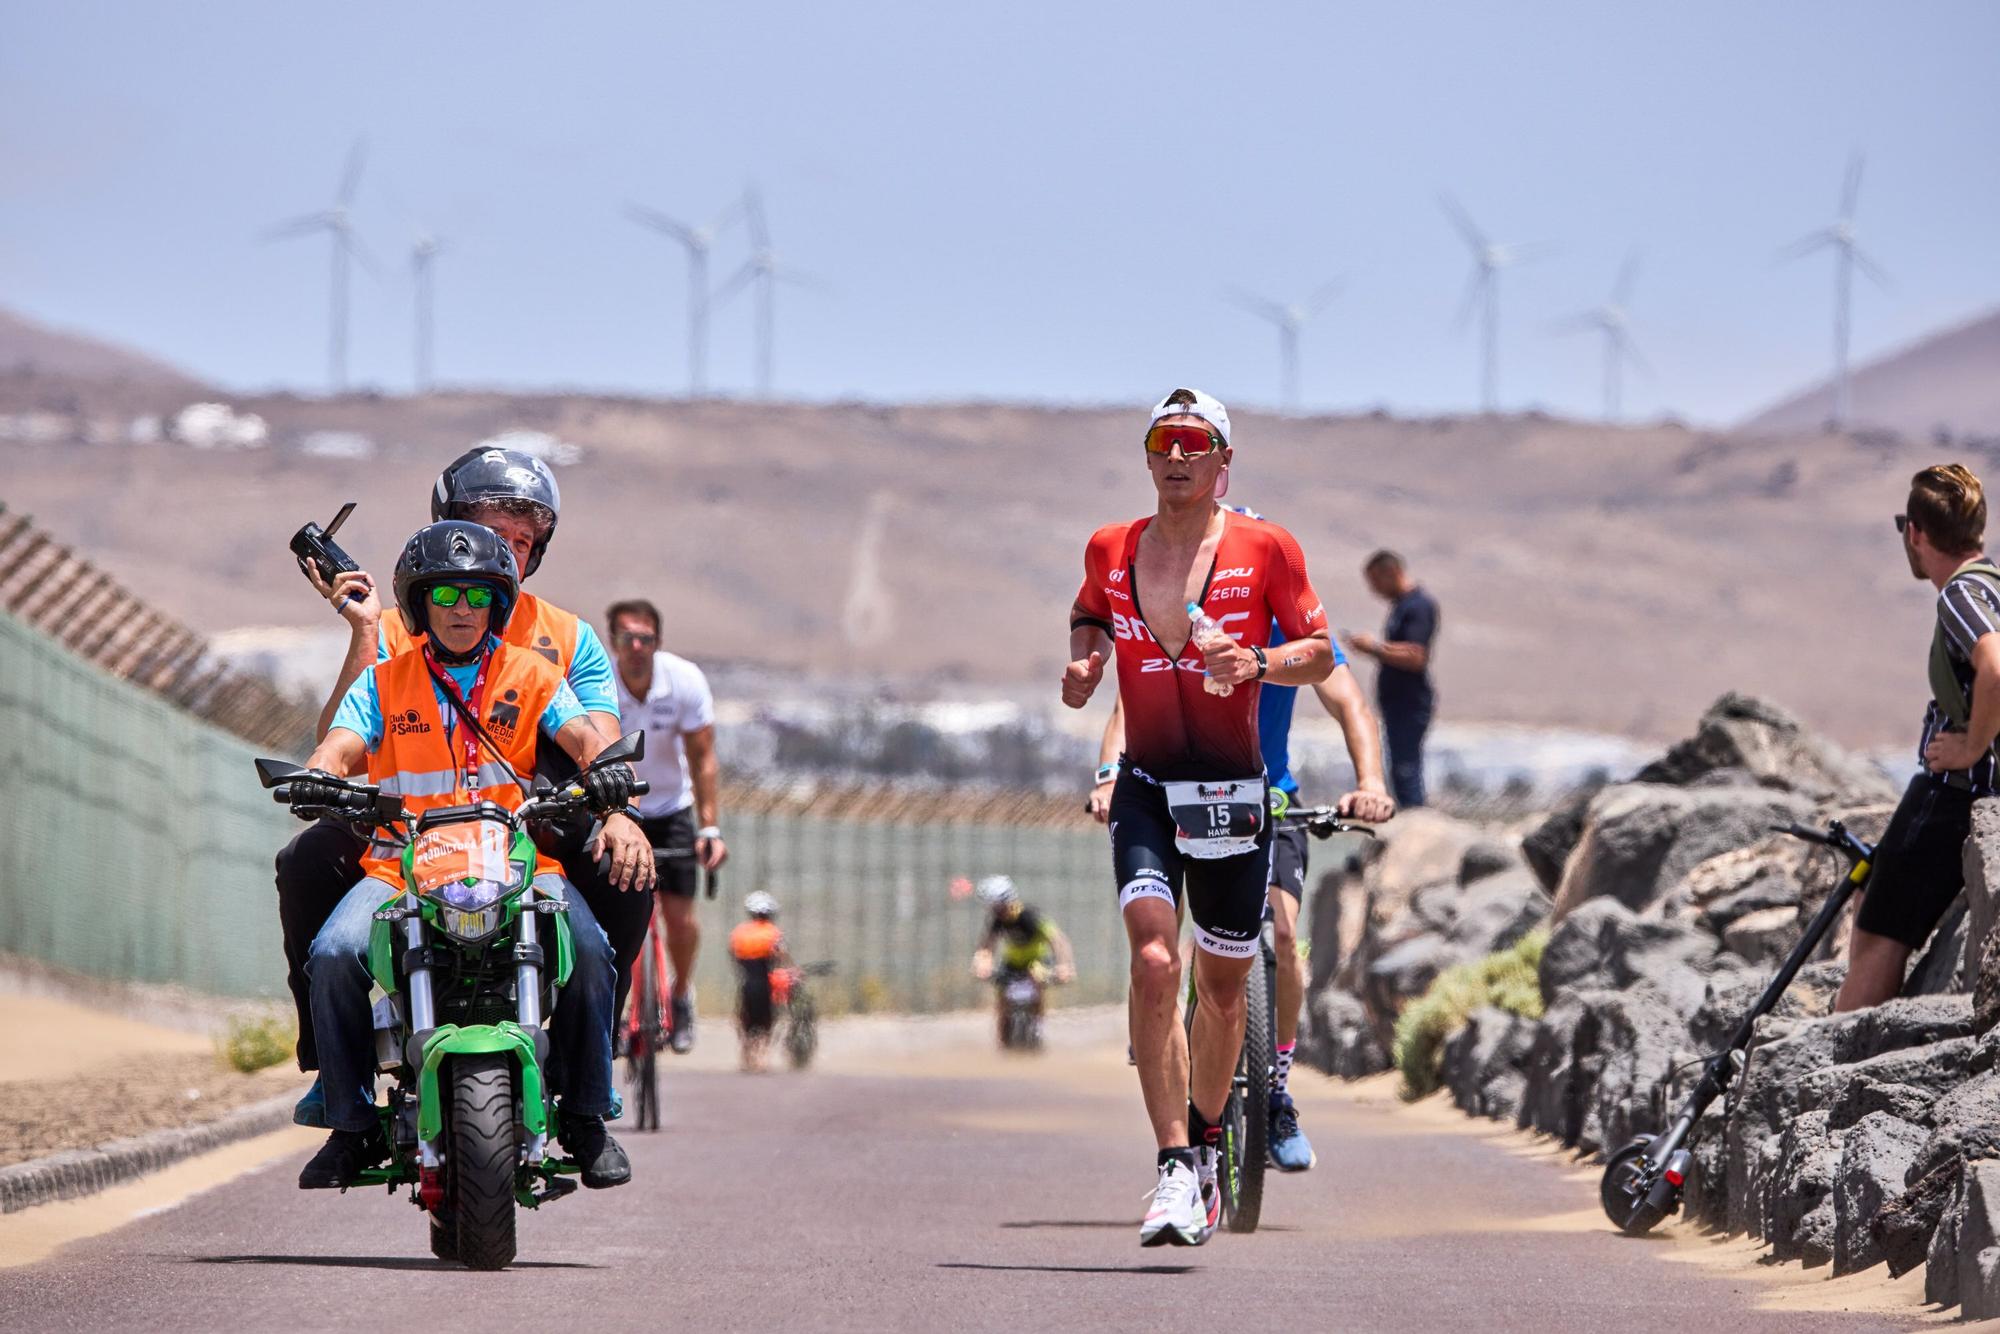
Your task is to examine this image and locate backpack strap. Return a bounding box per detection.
[1929,560,2000,732]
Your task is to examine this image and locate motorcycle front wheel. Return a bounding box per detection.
[446,1054,519,1271]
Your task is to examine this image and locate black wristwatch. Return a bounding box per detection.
[1251,645,1268,679]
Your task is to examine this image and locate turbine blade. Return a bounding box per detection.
[711,260,758,306]
[1302,277,1344,318]
[1505,241,1558,266]
[1774,230,1834,264]
[624,201,698,246]
[261,212,331,243]
[707,192,747,236]
[1620,331,1652,379]
[343,231,385,281]
[1222,287,1287,325]
[1452,268,1487,332]
[1547,312,1599,336]
[338,138,368,206]
[1437,193,1487,252]
[1851,246,1892,288]
[1841,151,1865,218]
[1611,250,1640,306]
[741,184,770,253]
[772,264,826,293]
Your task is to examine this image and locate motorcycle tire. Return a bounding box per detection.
[1227,953,1274,1234]
[446,1054,518,1271]
[428,1212,458,1264]
[1600,1136,1668,1236]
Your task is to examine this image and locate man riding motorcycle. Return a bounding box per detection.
[970,877,1075,1045]
[278,447,656,1126]
[292,522,637,1188]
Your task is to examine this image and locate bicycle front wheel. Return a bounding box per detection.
[1226,951,1274,1233]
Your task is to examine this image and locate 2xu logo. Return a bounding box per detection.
[1211,566,1255,580]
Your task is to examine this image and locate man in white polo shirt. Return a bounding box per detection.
[607,597,729,1053]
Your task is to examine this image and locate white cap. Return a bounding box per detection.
[1147,387,1231,445]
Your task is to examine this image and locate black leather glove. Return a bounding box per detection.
[285,770,352,814]
[580,762,637,816]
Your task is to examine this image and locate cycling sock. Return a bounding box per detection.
[1274,1041,1296,1096]
[1187,1103,1222,1152]
[1158,1146,1197,1170]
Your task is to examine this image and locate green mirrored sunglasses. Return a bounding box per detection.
[428,584,496,609]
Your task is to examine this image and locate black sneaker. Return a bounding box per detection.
[670,995,695,1054]
[298,1126,389,1189]
[557,1111,632,1189]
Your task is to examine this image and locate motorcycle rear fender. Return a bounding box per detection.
[415,1021,547,1142]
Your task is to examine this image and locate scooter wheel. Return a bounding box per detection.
[1600,1136,1667,1236]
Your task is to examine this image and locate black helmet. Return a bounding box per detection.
[430,447,561,577]
[393,521,521,645]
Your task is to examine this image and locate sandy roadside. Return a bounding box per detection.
[1331,1073,1957,1327]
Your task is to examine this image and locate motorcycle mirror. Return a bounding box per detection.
[591,732,647,767]
[256,758,307,789]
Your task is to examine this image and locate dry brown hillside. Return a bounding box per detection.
[1741,307,2000,441]
[0,375,1973,750]
[0,308,204,399]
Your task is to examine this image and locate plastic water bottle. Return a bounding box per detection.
[1186,601,1234,697]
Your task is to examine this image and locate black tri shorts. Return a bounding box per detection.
[1854,773,1975,951]
[1269,820,1309,900]
[1109,769,1272,959]
[639,809,700,899]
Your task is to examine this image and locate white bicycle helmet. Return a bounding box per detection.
[744,891,779,920]
[976,876,1020,910]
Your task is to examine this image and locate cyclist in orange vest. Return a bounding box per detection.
[289,522,640,1190]
[729,893,792,1073]
[280,447,657,1129]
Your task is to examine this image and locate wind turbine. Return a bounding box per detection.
[1778,152,1889,429]
[713,187,817,399]
[1554,252,1647,421]
[624,194,743,395]
[1224,279,1342,411]
[263,139,376,393]
[411,233,444,393]
[1441,194,1546,414]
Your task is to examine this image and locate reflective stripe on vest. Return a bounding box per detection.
[383,591,581,677]
[361,640,565,884]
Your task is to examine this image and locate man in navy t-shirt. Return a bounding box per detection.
[1343,550,1440,808]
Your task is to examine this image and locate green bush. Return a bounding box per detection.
[219,1011,296,1074]
[1391,928,1547,1101]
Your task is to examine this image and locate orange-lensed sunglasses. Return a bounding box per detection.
[1143,423,1226,458]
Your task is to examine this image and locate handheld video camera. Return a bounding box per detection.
[290,502,361,587]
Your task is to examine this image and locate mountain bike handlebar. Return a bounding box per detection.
[1771,818,1873,864]
[1272,806,1381,840]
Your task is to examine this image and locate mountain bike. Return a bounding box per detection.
[622,850,716,1132]
[1181,804,1373,1234]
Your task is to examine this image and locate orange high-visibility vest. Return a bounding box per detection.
[360,641,567,886]
[384,590,581,678]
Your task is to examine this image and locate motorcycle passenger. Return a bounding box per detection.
[969,876,1075,1046]
[279,447,656,1127]
[729,892,792,1073]
[291,522,638,1190]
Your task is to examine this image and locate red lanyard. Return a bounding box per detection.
[422,642,493,798]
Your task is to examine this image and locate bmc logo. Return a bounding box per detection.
[1213,566,1255,581]
[1111,611,1154,642]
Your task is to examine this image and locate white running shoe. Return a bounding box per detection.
[1140,1158,1213,1248]
[1194,1144,1223,1232]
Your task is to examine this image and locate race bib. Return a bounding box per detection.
[1164,778,1265,860]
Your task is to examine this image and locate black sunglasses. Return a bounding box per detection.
[1894,514,1909,535]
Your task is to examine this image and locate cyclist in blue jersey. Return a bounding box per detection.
[1092,509,1393,1172]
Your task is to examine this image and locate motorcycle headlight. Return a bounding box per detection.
[437,878,509,942]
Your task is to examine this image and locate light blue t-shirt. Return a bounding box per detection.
[378,617,619,719]
[334,637,584,752]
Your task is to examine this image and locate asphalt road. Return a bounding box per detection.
[0,1013,1917,1333]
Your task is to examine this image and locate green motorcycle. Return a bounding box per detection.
[257,735,646,1271]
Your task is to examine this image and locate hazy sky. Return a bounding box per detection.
[3,2,1996,422]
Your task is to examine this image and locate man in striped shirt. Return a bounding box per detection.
[1837,464,2000,1011]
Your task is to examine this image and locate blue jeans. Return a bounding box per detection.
[306,872,618,1133]
[1382,704,1432,810]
